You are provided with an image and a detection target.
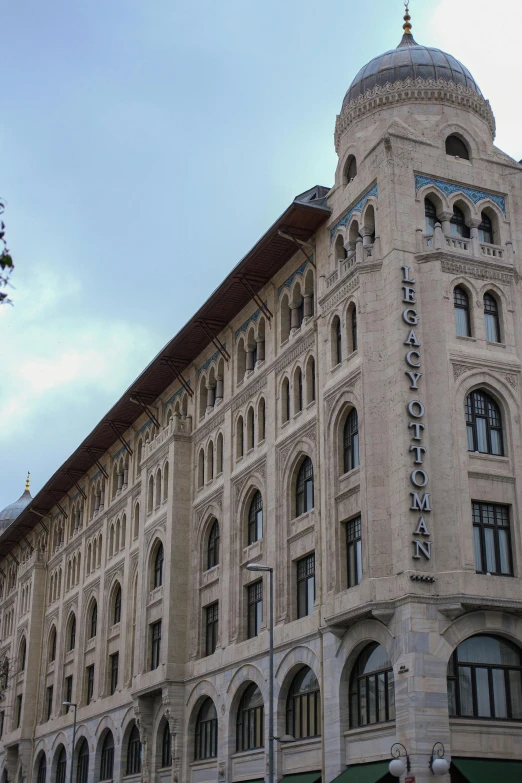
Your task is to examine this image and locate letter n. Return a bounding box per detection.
[412,539,432,560]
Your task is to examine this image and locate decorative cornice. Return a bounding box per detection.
[198,345,227,376]
[329,183,378,242]
[324,371,362,415]
[277,421,318,471]
[468,471,515,484]
[320,274,360,315]
[235,306,265,341]
[194,412,225,446]
[440,256,513,285]
[334,78,496,151]
[277,259,312,298]
[231,376,267,413]
[164,385,187,411]
[335,484,361,503]
[274,329,315,375]
[414,175,506,215]
[193,485,224,516]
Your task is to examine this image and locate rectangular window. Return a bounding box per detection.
[46,686,53,720]
[296,553,315,618]
[109,652,119,695]
[86,665,94,704]
[247,581,263,639]
[64,676,72,706]
[472,502,513,576]
[0,712,4,738]
[151,621,162,670]
[15,694,22,728]
[346,516,362,588]
[205,602,219,657]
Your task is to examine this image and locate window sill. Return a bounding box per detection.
[449,716,522,728]
[340,466,360,480]
[468,452,509,463]
[486,341,506,348]
[343,720,395,737]
[456,335,476,342]
[446,154,472,165]
[190,758,218,768]
[231,748,264,759]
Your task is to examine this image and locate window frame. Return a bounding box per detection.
[150,620,162,670]
[247,581,263,639]
[77,739,89,783]
[248,491,263,545]
[236,684,264,752]
[484,293,501,343]
[296,458,314,517]
[161,722,172,768]
[56,747,66,783]
[86,665,94,704]
[126,725,141,776]
[343,409,360,474]
[113,586,121,625]
[153,544,164,589]
[195,698,218,760]
[100,732,114,782]
[472,502,513,577]
[346,516,362,588]
[296,553,315,619]
[109,652,119,695]
[207,520,220,570]
[349,643,395,728]
[89,603,97,639]
[286,667,321,739]
[465,390,504,456]
[205,602,219,657]
[454,286,471,337]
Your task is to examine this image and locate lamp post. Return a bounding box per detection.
[62,702,77,783]
[246,563,274,783]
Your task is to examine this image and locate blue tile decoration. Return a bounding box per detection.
[277,258,314,299]
[164,385,187,411]
[72,488,85,503]
[137,419,153,436]
[235,306,267,341]
[329,183,378,243]
[198,344,227,376]
[414,175,506,215]
[113,445,126,462]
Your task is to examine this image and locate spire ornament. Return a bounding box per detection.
[403,1,412,35]
[25,472,30,492]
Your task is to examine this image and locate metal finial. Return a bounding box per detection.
[25,472,30,492]
[403,0,412,35]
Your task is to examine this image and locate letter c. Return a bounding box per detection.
[406,350,421,368]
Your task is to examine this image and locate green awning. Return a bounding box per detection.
[279,773,321,783]
[330,761,390,783]
[234,779,264,783]
[453,758,522,783]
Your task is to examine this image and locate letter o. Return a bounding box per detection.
[407,400,425,418]
[405,350,421,368]
[411,469,429,487]
[402,308,419,325]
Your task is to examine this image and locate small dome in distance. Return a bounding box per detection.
[0,473,32,532]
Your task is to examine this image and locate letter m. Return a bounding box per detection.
[410,492,431,512]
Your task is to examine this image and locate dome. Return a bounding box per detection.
[0,474,32,533]
[342,28,482,110]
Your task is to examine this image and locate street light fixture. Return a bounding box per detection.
[246,563,275,783]
[389,742,450,778]
[429,743,450,776]
[63,701,78,783]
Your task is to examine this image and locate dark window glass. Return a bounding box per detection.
[336,317,342,364]
[65,676,72,706]
[56,747,67,783]
[0,712,4,738]
[113,586,121,625]
[195,698,218,760]
[154,544,164,589]
[89,603,97,639]
[425,197,437,235]
[297,369,303,412]
[283,380,290,423]
[100,732,114,781]
[69,616,76,651]
[296,457,314,517]
[345,156,357,182]
[207,520,220,570]
[310,359,316,402]
[454,287,471,337]
[19,639,26,672]
[450,206,470,238]
[352,306,358,352]
[346,516,362,588]
[46,686,53,721]
[484,293,501,343]
[286,667,321,739]
[446,135,470,159]
[86,665,94,704]
[15,694,22,728]
[126,725,141,775]
[77,739,89,783]
[248,491,263,544]
[448,635,522,720]
[247,581,263,639]
[297,554,315,618]
[50,629,56,662]
[36,755,47,783]
[349,643,395,728]
[151,621,161,670]
[109,653,119,695]
[479,212,493,244]
[205,603,219,656]
[161,723,172,768]
[472,502,513,576]
[236,683,264,751]
[343,409,360,473]
[465,390,503,456]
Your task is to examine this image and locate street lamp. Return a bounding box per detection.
[63,702,77,783]
[246,563,275,783]
[429,743,450,776]
[389,743,410,778]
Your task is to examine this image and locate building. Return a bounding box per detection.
[0,7,521,783]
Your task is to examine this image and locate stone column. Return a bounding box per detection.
[123,467,129,485]
[256,339,265,363]
[434,222,444,250]
[215,377,224,404]
[303,294,313,319]
[246,347,255,373]
[355,236,364,263]
[134,697,154,783]
[506,240,514,263]
[206,385,215,412]
[118,472,124,490]
[469,218,481,257]
[439,210,453,237]
[345,239,356,260]
[361,225,374,246]
[290,303,301,332]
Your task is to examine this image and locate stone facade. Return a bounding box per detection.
[1,23,522,783]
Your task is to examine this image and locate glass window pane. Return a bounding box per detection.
[467,424,474,451]
[356,540,362,585]
[448,679,457,715]
[387,671,395,720]
[306,480,313,511]
[348,544,355,588]
[359,680,367,725]
[476,417,488,453]
[490,429,502,456]
[484,527,497,573]
[473,526,483,572]
[378,672,386,722]
[307,576,315,614]
[498,529,511,575]
[368,676,376,724]
[256,601,262,633]
[458,666,474,716]
[509,670,522,719]
[476,668,491,717]
[492,668,507,718]
[485,313,498,343]
[455,307,469,337]
[353,433,359,469]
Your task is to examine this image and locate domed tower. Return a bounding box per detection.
[0,474,32,533]
[321,5,521,781]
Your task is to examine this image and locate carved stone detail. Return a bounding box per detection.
[274,331,315,375]
[441,257,513,285]
[320,275,360,315]
[452,364,468,380]
[232,376,267,412]
[194,413,226,446]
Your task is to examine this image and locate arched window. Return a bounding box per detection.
[163,462,169,501]
[126,725,141,775]
[155,469,162,508]
[113,585,122,625]
[351,305,358,352]
[297,368,303,412]
[77,739,89,783]
[465,390,503,455]
[296,458,314,517]
[306,357,316,404]
[479,212,494,244]
[147,475,154,513]
[349,643,395,727]
[335,234,347,262]
[217,433,224,474]
[333,316,342,365]
[248,491,263,545]
[425,197,437,235]
[56,746,67,783]
[161,722,172,768]
[68,615,76,651]
[484,293,501,343]
[195,698,218,760]
[247,407,255,450]
[454,286,471,337]
[36,754,47,783]
[236,416,244,458]
[450,206,470,239]
[236,684,264,751]
[448,635,522,720]
[286,667,321,739]
[133,503,140,539]
[258,398,266,441]
[99,732,114,781]
[198,448,205,488]
[49,627,57,663]
[282,378,290,424]
[154,543,164,588]
[343,409,359,473]
[446,134,470,160]
[344,154,357,183]
[19,637,26,672]
[89,602,97,639]
[207,520,220,570]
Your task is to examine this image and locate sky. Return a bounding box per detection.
[1,0,521,511]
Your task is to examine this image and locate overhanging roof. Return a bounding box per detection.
[0,186,330,557]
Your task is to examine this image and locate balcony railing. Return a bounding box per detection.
[421,230,511,263]
[326,241,376,291]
